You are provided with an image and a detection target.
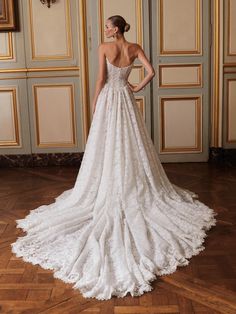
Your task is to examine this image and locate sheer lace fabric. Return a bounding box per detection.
[11,57,217,300]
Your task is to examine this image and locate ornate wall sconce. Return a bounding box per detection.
[40,0,56,8]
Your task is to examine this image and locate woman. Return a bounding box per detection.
[91,16,155,114]
[11,15,217,301]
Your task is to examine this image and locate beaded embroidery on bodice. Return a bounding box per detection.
[105,57,134,89]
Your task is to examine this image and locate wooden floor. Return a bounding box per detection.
[0,162,236,314]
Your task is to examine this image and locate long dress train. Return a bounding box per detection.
[11,56,217,300]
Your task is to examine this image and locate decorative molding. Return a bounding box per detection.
[0,75,80,80]
[78,0,90,143]
[130,65,145,85]
[159,63,202,88]
[0,33,14,60]
[223,63,236,67]
[159,0,202,55]
[0,66,80,74]
[33,84,76,148]
[135,64,145,81]
[135,0,143,48]
[159,95,202,153]
[135,96,145,120]
[212,0,220,147]
[227,0,236,56]
[0,66,80,79]
[226,78,236,143]
[0,87,20,147]
[28,0,73,60]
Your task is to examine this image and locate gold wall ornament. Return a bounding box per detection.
[39,0,56,8]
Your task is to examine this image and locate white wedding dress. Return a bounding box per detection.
[11,56,217,300]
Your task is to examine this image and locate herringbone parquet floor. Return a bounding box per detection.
[0,162,235,314]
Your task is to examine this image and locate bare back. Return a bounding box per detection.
[96,40,155,86]
[104,42,139,68]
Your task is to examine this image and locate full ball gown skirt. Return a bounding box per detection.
[11,57,217,300]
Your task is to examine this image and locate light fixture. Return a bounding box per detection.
[40,0,56,8]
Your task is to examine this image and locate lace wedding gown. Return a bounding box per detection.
[11,56,217,300]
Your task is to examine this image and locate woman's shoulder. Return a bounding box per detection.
[128,42,141,48]
[98,42,108,49]
[127,43,143,58]
[130,43,142,52]
[100,41,140,48]
[127,42,143,51]
[99,41,142,59]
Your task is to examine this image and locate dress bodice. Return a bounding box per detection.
[105,57,133,90]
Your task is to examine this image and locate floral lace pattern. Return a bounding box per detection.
[11,58,217,300]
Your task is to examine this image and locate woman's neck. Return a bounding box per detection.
[113,34,126,44]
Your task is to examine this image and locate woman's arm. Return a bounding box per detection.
[91,44,107,114]
[128,45,155,93]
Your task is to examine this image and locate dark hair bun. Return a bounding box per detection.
[108,15,130,34]
[124,23,130,32]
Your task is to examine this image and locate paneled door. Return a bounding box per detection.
[151,0,211,162]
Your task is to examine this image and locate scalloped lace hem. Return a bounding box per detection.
[11,210,217,301]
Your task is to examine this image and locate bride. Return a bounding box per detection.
[11,15,217,300]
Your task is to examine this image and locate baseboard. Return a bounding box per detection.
[0,152,84,168]
[0,148,235,167]
[209,147,236,165]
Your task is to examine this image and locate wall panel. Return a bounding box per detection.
[0,33,14,60]
[159,96,202,153]
[159,0,202,55]
[0,0,88,156]
[0,88,20,146]
[159,64,202,88]
[0,80,31,154]
[151,0,211,162]
[33,84,76,147]
[27,77,83,153]
[28,0,72,60]
[227,79,236,142]
[222,0,236,148]
[135,96,146,121]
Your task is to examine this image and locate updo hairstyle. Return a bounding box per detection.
[108,15,130,34]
